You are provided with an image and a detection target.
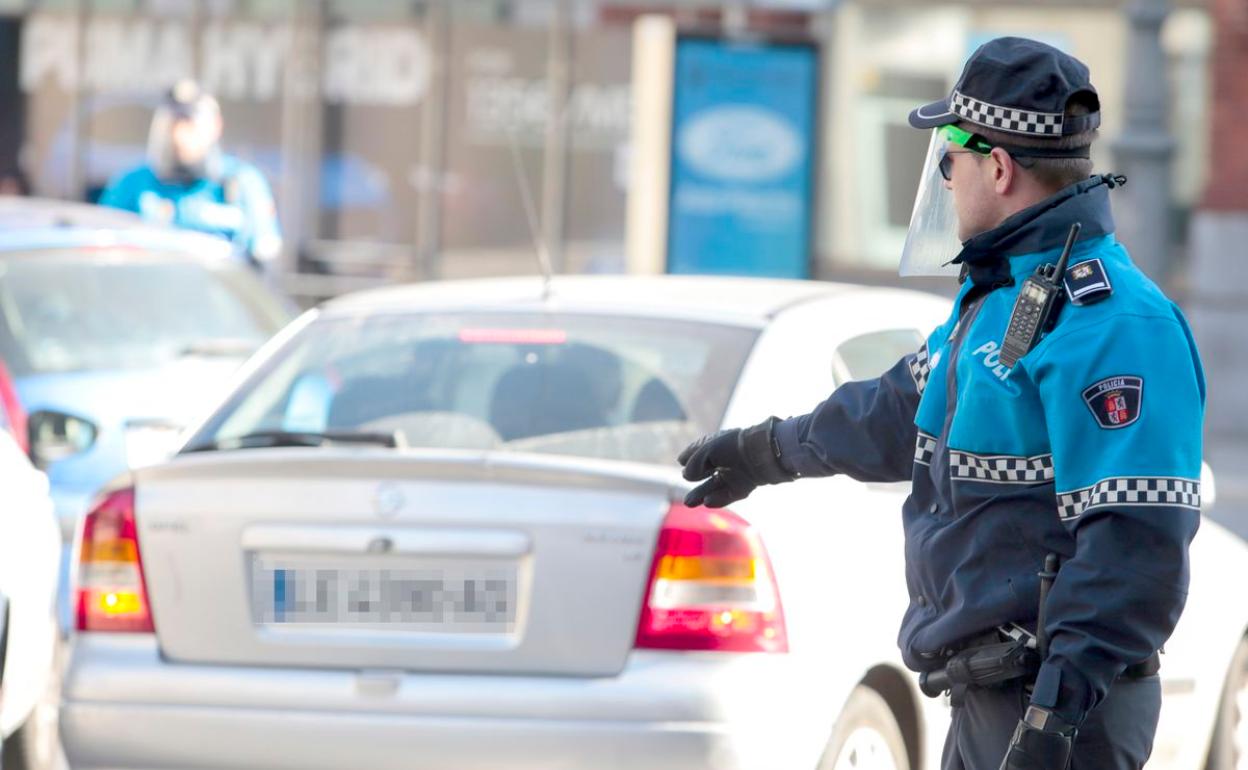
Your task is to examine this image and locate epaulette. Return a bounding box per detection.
[1063,258,1113,306]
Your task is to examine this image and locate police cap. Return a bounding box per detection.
[908,37,1100,138]
[162,78,220,123]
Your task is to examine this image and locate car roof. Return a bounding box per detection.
[320,274,933,328]
[0,197,234,260]
[0,197,145,230]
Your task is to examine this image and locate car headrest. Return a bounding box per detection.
[630,377,686,423]
[489,361,608,441]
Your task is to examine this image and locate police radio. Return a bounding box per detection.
[998,223,1082,369]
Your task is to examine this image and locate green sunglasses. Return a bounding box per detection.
[938,125,995,181]
[936,125,1088,181]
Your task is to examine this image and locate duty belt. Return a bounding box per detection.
[973,625,1161,681]
[920,625,1160,701]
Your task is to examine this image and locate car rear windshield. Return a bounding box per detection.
[0,250,289,376]
[190,312,759,466]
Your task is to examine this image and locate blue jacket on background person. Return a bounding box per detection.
[100,155,282,269]
[99,79,282,271]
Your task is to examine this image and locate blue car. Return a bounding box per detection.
[0,199,292,623]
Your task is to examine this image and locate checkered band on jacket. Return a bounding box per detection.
[951,90,1064,136]
[908,343,932,394]
[914,432,938,466]
[1057,477,1202,520]
[949,449,1055,484]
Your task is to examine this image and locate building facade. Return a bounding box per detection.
[0,0,1213,298]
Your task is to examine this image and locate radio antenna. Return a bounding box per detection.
[1053,222,1081,279]
[505,126,554,302]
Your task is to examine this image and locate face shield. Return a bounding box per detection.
[898,125,994,277]
[899,127,960,277]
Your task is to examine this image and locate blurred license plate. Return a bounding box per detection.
[252,558,517,632]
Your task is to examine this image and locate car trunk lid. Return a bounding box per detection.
[135,448,684,677]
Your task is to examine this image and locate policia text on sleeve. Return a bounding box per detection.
[678,36,1204,770]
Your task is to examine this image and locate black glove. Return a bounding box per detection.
[677,417,794,508]
[1000,707,1076,770]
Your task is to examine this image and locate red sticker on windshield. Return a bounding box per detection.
[458,329,568,345]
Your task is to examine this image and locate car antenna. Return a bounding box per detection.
[505,125,554,302]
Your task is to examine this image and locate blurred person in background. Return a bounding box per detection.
[0,164,29,196]
[100,79,282,273]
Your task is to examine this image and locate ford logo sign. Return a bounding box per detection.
[677,106,803,182]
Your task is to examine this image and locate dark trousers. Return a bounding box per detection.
[940,675,1161,770]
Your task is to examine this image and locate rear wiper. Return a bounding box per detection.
[182,429,403,454]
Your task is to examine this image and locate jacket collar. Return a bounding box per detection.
[954,174,1122,288]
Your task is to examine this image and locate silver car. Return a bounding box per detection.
[59,276,1248,770]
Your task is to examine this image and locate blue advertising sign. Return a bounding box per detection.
[667,37,818,279]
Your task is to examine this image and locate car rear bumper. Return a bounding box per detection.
[61,635,830,770]
[63,703,749,770]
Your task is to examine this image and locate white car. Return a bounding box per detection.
[59,276,1248,770]
[0,420,63,768]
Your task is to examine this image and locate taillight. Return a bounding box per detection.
[76,487,155,633]
[0,360,28,456]
[635,503,787,653]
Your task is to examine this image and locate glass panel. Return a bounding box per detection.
[315,11,428,246]
[0,19,22,191]
[0,250,288,375]
[440,21,548,278]
[191,312,759,466]
[564,21,631,274]
[17,7,291,203]
[834,328,923,383]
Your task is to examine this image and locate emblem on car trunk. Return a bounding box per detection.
[373,482,405,518]
[367,536,394,554]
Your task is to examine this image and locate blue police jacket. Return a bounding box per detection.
[99,154,282,265]
[773,175,1205,726]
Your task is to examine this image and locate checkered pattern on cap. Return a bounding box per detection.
[1056,477,1202,521]
[908,343,931,394]
[951,90,1064,137]
[914,432,938,467]
[949,449,1055,484]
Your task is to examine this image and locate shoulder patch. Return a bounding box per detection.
[1064,258,1112,305]
[1082,375,1143,429]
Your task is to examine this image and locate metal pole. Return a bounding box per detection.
[414,2,450,282]
[190,0,203,80]
[277,0,324,284]
[67,0,91,200]
[1110,0,1174,285]
[539,0,572,275]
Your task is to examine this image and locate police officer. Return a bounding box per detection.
[100,79,283,272]
[678,37,1204,770]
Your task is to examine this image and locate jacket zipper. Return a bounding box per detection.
[930,293,990,496]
